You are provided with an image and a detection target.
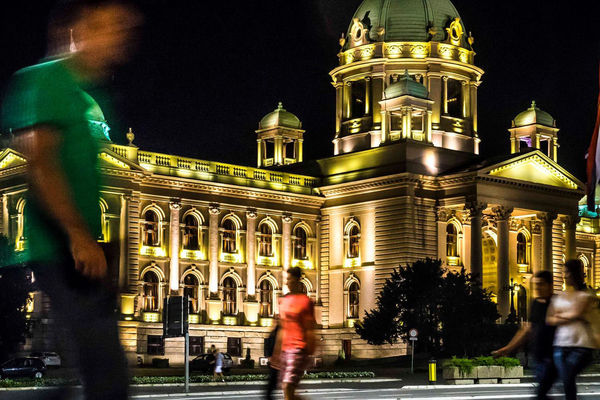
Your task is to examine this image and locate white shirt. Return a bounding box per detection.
[551,290,596,349]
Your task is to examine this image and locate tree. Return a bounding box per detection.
[0,235,32,361]
[356,258,505,357]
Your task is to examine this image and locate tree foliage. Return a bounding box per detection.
[356,258,506,357]
[0,235,32,361]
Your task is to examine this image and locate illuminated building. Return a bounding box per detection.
[1,0,597,364]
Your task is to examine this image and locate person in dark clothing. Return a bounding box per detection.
[265,319,280,400]
[493,270,556,400]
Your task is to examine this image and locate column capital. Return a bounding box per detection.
[442,75,449,82]
[492,206,513,221]
[208,204,220,215]
[169,200,181,210]
[246,208,258,219]
[282,213,293,224]
[315,215,322,223]
[464,201,487,218]
[561,214,581,230]
[536,211,558,225]
[436,207,450,222]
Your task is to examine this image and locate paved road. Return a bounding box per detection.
[3,380,600,399]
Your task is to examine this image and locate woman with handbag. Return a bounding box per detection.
[547,259,599,400]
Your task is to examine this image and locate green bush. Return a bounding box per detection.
[472,356,495,366]
[443,356,521,375]
[494,357,521,369]
[443,357,474,375]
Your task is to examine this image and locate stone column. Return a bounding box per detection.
[365,77,371,115]
[552,138,558,162]
[208,204,220,295]
[380,110,390,143]
[425,110,433,143]
[298,139,304,162]
[168,201,181,293]
[402,107,412,139]
[466,202,487,283]
[443,76,449,115]
[1,194,8,236]
[537,212,557,273]
[344,82,352,119]
[436,207,449,264]
[510,137,517,154]
[563,215,580,261]
[256,139,263,168]
[429,74,442,124]
[335,83,343,135]
[246,209,258,297]
[274,137,283,166]
[118,195,129,290]
[462,80,470,118]
[282,213,293,293]
[372,77,384,125]
[315,216,322,303]
[469,81,479,133]
[493,206,513,321]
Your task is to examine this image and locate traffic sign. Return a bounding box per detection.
[409,328,418,338]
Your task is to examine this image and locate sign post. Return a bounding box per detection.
[163,296,190,393]
[408,329,418,374]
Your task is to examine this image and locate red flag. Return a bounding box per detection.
[586,65,600,212]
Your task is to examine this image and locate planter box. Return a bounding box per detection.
[503,366,523,379]
[443,366,476,382]
[475,366,503,379]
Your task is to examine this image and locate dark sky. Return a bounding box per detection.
[1,1,598,180]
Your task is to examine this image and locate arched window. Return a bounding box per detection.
[143,210,160,246]
[143,271,159,311]
[293,227,307,260]
[183,215,200,251]
[183,274,199,313]
[223,277,237,315]
[258,223,273,257]
[446,224,458,257]
[516,232,527,265]
[301,281,308,295]
[348,225,360,258]
[348,281,360,318]
[222,219,237,253]
[259,280,273,317]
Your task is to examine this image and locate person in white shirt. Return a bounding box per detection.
[213,348,225,382]
[546,259,596,400]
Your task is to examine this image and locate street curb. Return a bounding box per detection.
[0,377,401,391]
[402,383,536,390]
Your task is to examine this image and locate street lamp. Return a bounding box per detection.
[505,278,518,323]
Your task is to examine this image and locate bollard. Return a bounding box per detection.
[428,359,437,384]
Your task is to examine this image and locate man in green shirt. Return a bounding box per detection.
[1,1,141,399]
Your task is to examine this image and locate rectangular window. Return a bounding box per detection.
[227,337,242,357]
[147,335,164,355]
[189,336,204,356]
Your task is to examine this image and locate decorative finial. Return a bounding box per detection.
[277,102,284,110]
[404,69,410,78]
[339,33,346,49]
[531,100,536,108]
[468,31,474,46]
[69,29,77,53]
[376,26,385,39]
[126,127,135,146]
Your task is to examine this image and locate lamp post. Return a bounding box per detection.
[505,278,517,323]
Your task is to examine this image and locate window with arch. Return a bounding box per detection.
[142,271,160,311]
[516,232,528,265]
[293,227,308,260]
[348,225,360,258]
[258,223,273,257]
[183,274,199,313]
[223,277,237,315]
[98,200,109,242]
[579,255,592,287]
[348,281,360,319]
[222,219,237,253]
[259,280,273,317]
[183,215,200,251]
[301,281,309,295]
[143,210,160,246]
[15,199,26,251]
[446,223,458,257]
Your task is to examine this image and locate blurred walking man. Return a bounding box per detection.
[493,271,556,399]
[278,267,316,400]
[1,1,141,398]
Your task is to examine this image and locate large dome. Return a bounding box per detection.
[345,0,469,49]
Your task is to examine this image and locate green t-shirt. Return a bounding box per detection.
[1,58,103,264]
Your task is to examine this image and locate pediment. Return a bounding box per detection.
[482,151,582,190]
[0,148,27,170]
[98,149,143,171]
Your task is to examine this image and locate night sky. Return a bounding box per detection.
[1,1,598,180]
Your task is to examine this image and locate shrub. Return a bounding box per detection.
[443,357,474,375]
[443,356,521,375]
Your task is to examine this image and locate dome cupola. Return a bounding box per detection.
[508,101,560,161]
[512,101,555,128]
[256,103,305,168]
[259,102,302,130]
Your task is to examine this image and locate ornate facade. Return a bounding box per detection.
[1,0,599,365]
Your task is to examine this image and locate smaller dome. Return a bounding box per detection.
[384,70,429,100]
[259,102,302,130]
[82,91,111,141]
[513,101,555,128]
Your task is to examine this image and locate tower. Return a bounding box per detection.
[331,0,483,155]
[256,103,305,167]
[509,101,559,161]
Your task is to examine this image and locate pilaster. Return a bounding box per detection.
[493,206,513,321]
[168,200,181,293]
[465,201,487,282]
[208,204,220,296]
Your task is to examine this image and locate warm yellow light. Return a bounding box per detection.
[189,314,200,324]
[140,246,166,257]
[221,252,242,263]
[292,259,313,269]
[181,249,204,260]
[143,312,160,322]
[0,153,26,169]
[344,257,361,268]
[257,256,276,267]
[260,318,274,327]
[223,316,237,326]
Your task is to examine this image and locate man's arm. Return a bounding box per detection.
[492,324,531,357]
[13,127,106,279]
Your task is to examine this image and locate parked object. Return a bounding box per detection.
[189,353,233,373]
[30,352,61,368]
[443,357,523,385]
[0,357,46,379]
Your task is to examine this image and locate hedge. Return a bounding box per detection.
[0,371,376,388]
[443,356,521,375]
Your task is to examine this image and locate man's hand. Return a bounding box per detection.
[491,347,510,357]
[70,231,107,279]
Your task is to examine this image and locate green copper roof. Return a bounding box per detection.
[259,102,302,130]
[83,91,111,141]
[346,0,469,48]
[513,101,555,128]
[384,70,429,100]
